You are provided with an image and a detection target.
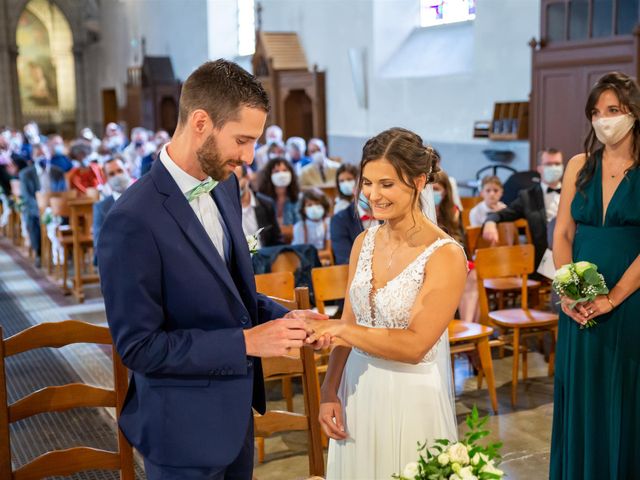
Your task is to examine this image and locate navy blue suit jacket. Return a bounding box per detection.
[330,203,364,265]
[98,159,288,467]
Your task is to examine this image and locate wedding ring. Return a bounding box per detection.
[589,309,594,315]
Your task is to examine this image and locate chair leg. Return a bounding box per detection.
[62,246,70,295]
[282,377,294,412]
[256,437,265,463]
[72,242,84,303]
[522,349,528,380]
[511,328,520,407]
[477,368,484,390]
[477,337,498,414]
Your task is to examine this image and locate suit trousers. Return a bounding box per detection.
[143,413,254,480]
[25,214,41,257]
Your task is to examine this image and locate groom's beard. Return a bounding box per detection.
[196,134,243,181]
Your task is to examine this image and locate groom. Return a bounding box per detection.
[98,59,328,479]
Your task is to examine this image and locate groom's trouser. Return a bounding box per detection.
[143,415,254,480]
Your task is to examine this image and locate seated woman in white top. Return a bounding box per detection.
[292,187,331,250]
[469,175,507,226]
[334,163,359,215]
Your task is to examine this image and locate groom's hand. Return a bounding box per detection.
[285,310,332,350]
[243,319,311,357]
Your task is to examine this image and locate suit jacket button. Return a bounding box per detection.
[241,315,249,325]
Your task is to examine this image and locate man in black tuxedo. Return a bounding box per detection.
[235,164,283,247]
[482,148,564,270]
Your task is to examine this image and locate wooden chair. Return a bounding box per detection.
[318,239,334,267]
[62,197,98,302]
[0,320,134,479]
[460,196,483,229]
[254,288,325,477]
[311,264,349,315]
[255,271,295,300]
[448,320,498,413]
[467,220,542,309]
[475,245,558,406]
[35,191,52,271]
[271,251,301,273]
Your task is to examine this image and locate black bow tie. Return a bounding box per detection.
[547,187,561,194]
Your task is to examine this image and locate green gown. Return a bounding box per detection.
[550,150,640,480]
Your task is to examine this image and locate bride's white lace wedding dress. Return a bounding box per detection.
[326,224,460,480]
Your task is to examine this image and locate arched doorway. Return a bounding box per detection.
[16,0,76,135]
[283,89,313,140]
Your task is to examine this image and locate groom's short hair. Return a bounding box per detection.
[177,59,270,129]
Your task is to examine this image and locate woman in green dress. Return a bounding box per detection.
[551,72,640,479]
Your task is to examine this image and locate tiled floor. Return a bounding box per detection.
[1,238,554,479]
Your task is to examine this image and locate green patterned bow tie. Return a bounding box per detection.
[186,178,218,202]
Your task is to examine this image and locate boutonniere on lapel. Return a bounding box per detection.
[246,228,264,255]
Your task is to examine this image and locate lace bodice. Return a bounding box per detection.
[349,224,461,363]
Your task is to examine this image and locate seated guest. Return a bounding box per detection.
[234,165,283,247]
[21,122,46,160]
[469,175,507,226]
[254,124,283,169]
[102,122,127,153]
[433,150,463,211]
[258,157,301,227]
[482,148,564,270]
[123,127,155,178]
[140,130,170,176]
[292,188,331,251]
[68,142,106,195]
[48,134,73,172]
[286,136,311,173]
[307,137,326,156]
[333,163,359,214]
[434,170,465,245]
[18,147,66,267]
[331,191,376,265]
[93,156,132,259]
[299,150,341,188]
[79,126,102,151]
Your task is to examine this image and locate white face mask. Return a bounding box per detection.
[305,205,325,221]
[542,164,563,185]
[592,114,635,145]
[339,180,355,196]
[271,170,292,188]
[108,173,131,194]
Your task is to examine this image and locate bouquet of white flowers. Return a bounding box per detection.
[394,407,504,480]
[552,261,609,328]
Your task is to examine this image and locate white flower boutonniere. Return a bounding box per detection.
[246,227,264,255]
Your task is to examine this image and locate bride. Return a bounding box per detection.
[305,128,468,479]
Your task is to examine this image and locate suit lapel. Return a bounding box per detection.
[213,183,257,312]
[151,161,244,307]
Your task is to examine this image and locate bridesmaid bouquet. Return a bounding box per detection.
[552,261,609,328]
[394,407,504,480]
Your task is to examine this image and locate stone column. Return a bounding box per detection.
[73,43,88,129]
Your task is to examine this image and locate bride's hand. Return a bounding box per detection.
[319,397,348,440]
[305,318,345,343]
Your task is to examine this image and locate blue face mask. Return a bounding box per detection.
[305,205,325,221]
[357,192,370,211]
[433,191,443,207]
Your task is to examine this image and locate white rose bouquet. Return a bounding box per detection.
[394,406,504,480]
[552,261,609,328]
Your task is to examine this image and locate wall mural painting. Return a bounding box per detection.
[16,0,76,128]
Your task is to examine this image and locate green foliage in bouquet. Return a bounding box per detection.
[394,406,504,480]
[552,261,609,328]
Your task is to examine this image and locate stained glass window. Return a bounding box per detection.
[420,0,476,27]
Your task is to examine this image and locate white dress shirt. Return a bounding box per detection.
[541,182,561,221]
[159,145,228,260]
[469,201,507,227]
[292,218,331,250]
[241,190,261,249]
